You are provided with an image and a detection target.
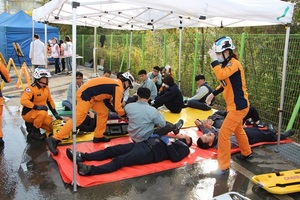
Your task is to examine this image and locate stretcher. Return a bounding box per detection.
[251,169,300,194]
[46,118,129,144]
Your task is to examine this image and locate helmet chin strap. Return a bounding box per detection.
[36,79,48,87]
[123,82,130,90]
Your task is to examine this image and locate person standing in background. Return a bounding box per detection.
[64,36,73,75]
[29,34,46,68]
[59,40,66,72]
[51,37,61,75]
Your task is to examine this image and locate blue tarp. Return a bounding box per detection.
[0,10,59,66]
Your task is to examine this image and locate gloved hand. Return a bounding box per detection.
[149,134,159,138]
[54,114,63,120]
[208,48,218,61]
[150,100,155,105]
[205,93,214,105]
[34,105,48,111]
[160,136,170,145]
[52,110,63,120]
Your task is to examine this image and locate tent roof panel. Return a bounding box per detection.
[32,0,294,29]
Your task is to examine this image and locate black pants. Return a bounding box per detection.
[153,121,174,136]
[61,58,65,71]
[187,99,211,111]
[54,58,61,74]
[244,127,285,144]
[154,101,182,113]
[83,142,154,175]
[243,106,260,123]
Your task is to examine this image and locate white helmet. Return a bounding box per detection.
[121,71,135,86]
[33,68,51,79]
[213,36,235,53]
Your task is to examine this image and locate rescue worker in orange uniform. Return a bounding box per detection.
[47,72,134,155]
[0,62,11,149]
[206,36,252,175]
[20,68,62,141]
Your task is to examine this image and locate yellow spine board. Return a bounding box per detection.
[251,169,300,194]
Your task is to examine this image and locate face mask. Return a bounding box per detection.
[216,54,224,63]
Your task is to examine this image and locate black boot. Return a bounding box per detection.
[27,127,45,141]
[25,122,34,133]
[281,129,295,139]
[46,137,60,155]
[0,137,4,150]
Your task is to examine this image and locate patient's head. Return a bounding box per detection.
[197,132,216,149]
[176,133,193,147]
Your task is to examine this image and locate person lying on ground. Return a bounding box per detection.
[196,126,295,149]
[66,133,193,176]
[196,106,265,130]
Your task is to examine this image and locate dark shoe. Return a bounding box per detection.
[93,136,111,143]
[173,119,184,135]
[77,162,91,176]
[253,121,266,128]
[46,137,60,155]
[267,123,276,133]
[210,168,229,176]
[182,104,188,108]
[66,148,84,163]
[281,129,295,138]
[0,138,4,150]
[27,128,45,141]
[236,153,253,160]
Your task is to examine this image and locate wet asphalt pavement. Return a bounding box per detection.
[0,65,300,200]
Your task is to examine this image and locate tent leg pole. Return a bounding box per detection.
[275,25,291,153]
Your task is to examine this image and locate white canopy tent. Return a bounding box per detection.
[33,0,293,29]
[32,0,294,191]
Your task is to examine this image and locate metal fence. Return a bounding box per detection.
[68,32,300,139]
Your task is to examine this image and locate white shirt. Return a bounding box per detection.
[64,41,73,57]
[29,39,46,66]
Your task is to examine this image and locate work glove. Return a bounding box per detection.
[52,110,63,120]
[160,136,170,145]
[150,100,155,105]
[34,105,48,111]
[205,93,215,105]
[208,48,218,61]
[149,134,159,138]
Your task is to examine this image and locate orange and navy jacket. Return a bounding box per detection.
[76,77,125,116]
[0,62,11,105]
[20,83,56,115]
[211,58,249,111]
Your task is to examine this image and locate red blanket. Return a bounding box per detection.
[52,127,292,187]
